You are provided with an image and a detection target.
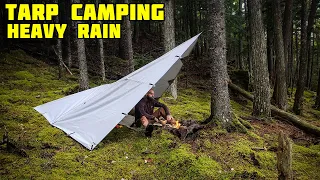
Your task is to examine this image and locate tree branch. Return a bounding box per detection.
[52,46,73,76]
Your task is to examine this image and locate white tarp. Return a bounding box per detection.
[34,33,201,150]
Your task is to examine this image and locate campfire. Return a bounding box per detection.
[164,120,204,140]
[172,120,181,129]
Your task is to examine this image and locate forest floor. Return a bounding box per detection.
[0,50,320,179]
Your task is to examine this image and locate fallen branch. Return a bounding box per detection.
[251,147,267,151]
[228,82,320,137]
[15,44,72,76]
[52,46,73,75]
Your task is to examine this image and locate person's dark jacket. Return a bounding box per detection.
[135,96,170,120]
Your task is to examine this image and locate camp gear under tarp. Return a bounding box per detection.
[34,33,201,150]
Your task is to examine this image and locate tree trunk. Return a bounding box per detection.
[306,0,319,88]
[194,1,200,57]
[73,0,89,90]
[98,38,106,81]
[133,21,139,43]
[282,0,293,87]
[308,36,315,89]
[56,38,63,79]
[315,70,320,109]
[163,0,177,99]
[0,0,4,51]
[288,23,294,93]
[238,0,244,70]
[294,26,299,86]
[272,0,288,110]
[95,0,106,81]
[247,0,271,117]
[1,0,9,51]
[293,0,317,114]
[306,37,312,89]
[199,1,203,56]
[277,131,293,180]
[244,0,253,89]
[267,15,274,87]
[315,34,320,109]
[119,0,134,75]
[54,0,63,79]
[208,0,233,125]
[65,0,72,68]
[66,26,72,68]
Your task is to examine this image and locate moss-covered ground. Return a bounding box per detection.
[0,50,319,179]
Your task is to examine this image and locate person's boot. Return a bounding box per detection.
[145,124,154,137]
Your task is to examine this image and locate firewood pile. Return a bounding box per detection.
[162,120,204,140]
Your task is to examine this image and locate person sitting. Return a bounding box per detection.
[135,89,175,137]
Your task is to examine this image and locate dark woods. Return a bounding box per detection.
[0,0,320,117]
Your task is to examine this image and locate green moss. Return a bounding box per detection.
[239,118,254,129]
[37,126,73,147]
[309,144,320,151]
[11,80,33,90]
[255,151,277,171]
[14,71,35,80]
[188,155,222,179]
[228,118,248,133]
[162,89,210,121]
[247,131,263,144]
[232,138,254,154]
[292,143,320,179]
[1,50,319,180]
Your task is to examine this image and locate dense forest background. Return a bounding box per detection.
[1,0,320,116]
[1,0,320,179]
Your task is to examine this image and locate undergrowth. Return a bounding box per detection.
[0,50,319,179]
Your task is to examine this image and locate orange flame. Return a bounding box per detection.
[173,120,181,129]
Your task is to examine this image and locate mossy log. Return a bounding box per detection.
[228,82,320,137]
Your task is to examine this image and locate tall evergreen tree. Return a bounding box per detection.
[272,0,288,110]
[208,0,233,125]
[248,0,271,117]
[73,0,89,90]
[282,0,293,87]
[238,0,244,70]
[54,0,63,79]
[119,0,134,74]
[244,0,253,88]
[306,0,319,88]
[0,0,9,51]
[96,0,106,81]
[266,2,274,86]
[163,0,177,99]
[294,0,319,114]
[65,0,72,68]
[293,0,308,114]
[315,33,320,108]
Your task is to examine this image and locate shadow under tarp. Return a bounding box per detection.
[118,115,136,128]
[118,115,163,131]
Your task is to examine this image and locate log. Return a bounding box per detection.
[228,82,320,137]
[277,131,292,180]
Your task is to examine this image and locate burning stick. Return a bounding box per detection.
[172,121,181,129]
[163,120,204,140]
